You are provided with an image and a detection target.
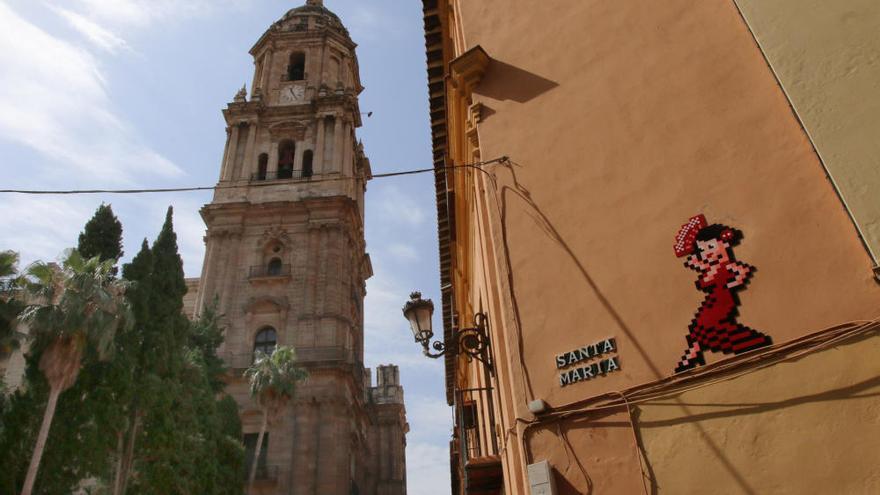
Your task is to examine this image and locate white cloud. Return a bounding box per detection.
[0,2,181,183]
[0,195,93,266]
[48,5,129,53]
[62,0,245,31]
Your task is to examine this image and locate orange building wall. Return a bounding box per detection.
[440,0,880,493]
[458,0,878,407]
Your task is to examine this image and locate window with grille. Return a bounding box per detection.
[254,327,277,357]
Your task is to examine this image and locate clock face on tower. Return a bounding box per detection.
[280,84,306,104]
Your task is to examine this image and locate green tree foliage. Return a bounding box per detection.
[0,206,244,495]
[17,252,132,495]
[26,204,134,493]
[244,346,308,490]
[0,250,24,356]
[77,204,124,268]
[118,207,244,495]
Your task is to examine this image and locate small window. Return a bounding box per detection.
[461,401,477,430]
[243,433,269,480]
[288,52,305,81]
[302,150,314,178]
[267,258,283,276]
[278,140,295,179]
[257,153,268,181]
[254,327,277,356]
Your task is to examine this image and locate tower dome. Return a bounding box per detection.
[274,0,349,38]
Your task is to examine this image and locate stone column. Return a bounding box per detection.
[251,60,261,95]
[313,116,326,175]
[222,125,240,181]
[218,127,232,182]
[333,114,344,173]
[294,142,304,174]
[342,120,353,177]
[268,141,280,176]
[258,53,268,90]
[342,120,353,197]
[242,122,258,180]
[194,235,216,314]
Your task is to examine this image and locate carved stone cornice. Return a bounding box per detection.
[243,295,289,315]
[450,45,490,95]
[268,121,308,140]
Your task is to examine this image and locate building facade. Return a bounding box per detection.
[185,2,407,494]
[420,1,880,494]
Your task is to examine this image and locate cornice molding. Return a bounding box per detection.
[450,45,490,95]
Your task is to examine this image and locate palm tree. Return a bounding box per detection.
[0,250,24,357]
[244,346,307,491]
[17,250,131,495]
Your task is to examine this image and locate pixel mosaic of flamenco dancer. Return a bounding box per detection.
[673,214,773,373]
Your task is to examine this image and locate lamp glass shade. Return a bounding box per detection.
[403,292,434,343]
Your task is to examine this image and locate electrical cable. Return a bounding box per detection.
[0,157,509,195]
[513,318,877,493]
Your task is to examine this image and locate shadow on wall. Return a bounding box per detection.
[475,59,559,104]
[554,467,585,495]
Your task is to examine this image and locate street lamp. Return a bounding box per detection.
[402,292,493,374]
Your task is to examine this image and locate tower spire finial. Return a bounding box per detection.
[306,0,323,6]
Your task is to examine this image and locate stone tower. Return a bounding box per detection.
[189,2,408,493]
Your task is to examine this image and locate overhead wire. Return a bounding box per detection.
[0,156,509,195]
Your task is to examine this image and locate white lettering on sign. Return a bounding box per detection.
[555,338,616,369]
[559,357,620,387]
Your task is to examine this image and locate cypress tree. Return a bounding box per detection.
[145,206,188,376]
[1,208,244,494]
[78,204,124,268]
[122,208,244,495]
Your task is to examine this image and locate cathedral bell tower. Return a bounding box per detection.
[193,2,407,494]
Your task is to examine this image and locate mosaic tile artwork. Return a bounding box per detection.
[673,214,773,373]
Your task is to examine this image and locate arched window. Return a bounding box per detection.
[302,150,314,178]
[278,140,295,179]
[267,257,283,276]
[254,327,277,357]
[288,52,305,81]
[257,153,268,181]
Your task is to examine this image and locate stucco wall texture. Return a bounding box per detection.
[735,0,880,264]
[527,331,880,495]
[447,0,880,493]
[462,0,879,415]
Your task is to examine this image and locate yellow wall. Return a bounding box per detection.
[636,331,880,495]
[526,330,880,494]
[735,0,880,265]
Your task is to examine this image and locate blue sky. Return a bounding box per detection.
[0,0,450,492]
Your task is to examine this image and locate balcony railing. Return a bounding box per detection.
[250,169,313,182]
[222,346,356,371]
[248,264,291,279]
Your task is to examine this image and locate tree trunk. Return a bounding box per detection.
[111,430,125,495]
[117,412,141,495]
[20,385,61,495]
[247,408,269,492]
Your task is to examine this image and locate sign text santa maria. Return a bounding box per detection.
[555,337,620,387]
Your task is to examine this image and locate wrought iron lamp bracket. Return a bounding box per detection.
[421,312,494,375]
